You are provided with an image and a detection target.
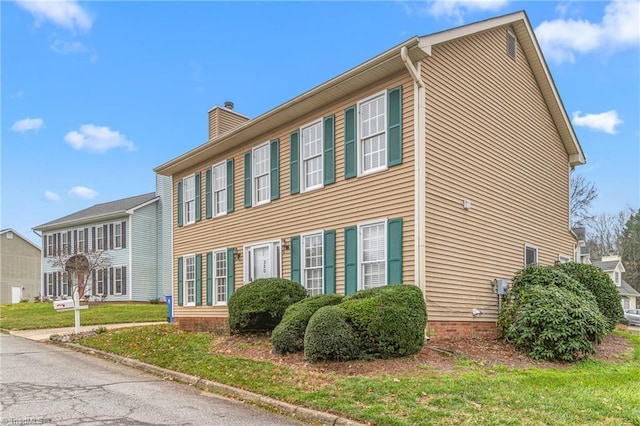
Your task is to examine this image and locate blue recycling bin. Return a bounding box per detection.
[165,295,173,323]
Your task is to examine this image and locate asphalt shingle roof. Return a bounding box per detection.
[34,192,157,230]
[620,280,640,297]
[591,260,620,271]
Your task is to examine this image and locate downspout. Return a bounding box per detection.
[401,46,427,294]
[33,230,44,298]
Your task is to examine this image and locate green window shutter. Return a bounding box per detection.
[324,230,336,294]
[387,86,403,167]
[270,139,280,201]
[291,235,301,284]
[206,252,213,306]
[195,254,203,306]
[243,151,252,208]
[344,106,357,179]
[205,168,212,219]
[344,226,357,295]
[289,131,300,195]
[177,181,183,227]
[227,248,235,299]
[226,159,234,213]
[387,218,403,285]
[177,257,184,306]
[195,172,202,222]
[323,115,335,185]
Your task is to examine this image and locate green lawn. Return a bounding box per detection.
[0,302,167,330]
[79,325,640,425]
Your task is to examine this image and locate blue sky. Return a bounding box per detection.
[2,0,639,245]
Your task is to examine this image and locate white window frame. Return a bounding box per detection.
[213,249,228,305]
[61,272,69,297]
[212,162,227,217]
[301,231,324,296]
[78,230,85,253]
[243,240,282,284]
[113,267,123,295]
[97,227,104,251]
[357,219,387,291]
[184,254,196,306]
[614,271,620,285]
[357,91,388,177]
[524,244,538,266]
[114,223,122,249]
[62,233,68,254]
[47,273,54,296]
[96,269,105,295]
[558,254,570,264]
[252,142,271,206]
[300,119,324,193]
[183,174,196,225]
[47,235,53,257]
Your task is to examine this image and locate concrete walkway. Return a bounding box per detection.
[9,322,166,341]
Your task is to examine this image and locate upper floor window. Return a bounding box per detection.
[301,121,323,192]
[525,244,538,266]
[212,162,227,216]
[302,232,323,296]
[359,92,387,175]
[253,143,270,206]
[47,235,53,257]
[78,230,85,253]
[62,233,69,255]
[114,223,122,249]
[614,271,620,284]
[97,227,104,251]
[183,175,196,225]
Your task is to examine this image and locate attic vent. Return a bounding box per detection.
[6,231,13,239]
[506,32,516,59]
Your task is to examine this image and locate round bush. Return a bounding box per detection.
[509,264,596,304]
[340,285,427,358]
[304,305,361,362]
[272,294,344,355]
[227,278,307,335]
[555,262,624,332]
[500,284,608,361]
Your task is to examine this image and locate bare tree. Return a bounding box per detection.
[49,248,113,299]
[570,174,598,225]
[620,209,640,292]
[587,208,633,259]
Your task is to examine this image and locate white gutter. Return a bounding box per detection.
[401,46,427,293]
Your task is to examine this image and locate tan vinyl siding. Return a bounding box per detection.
[423,26,574,322]
[174,72,415,318]
[208,107,249,140]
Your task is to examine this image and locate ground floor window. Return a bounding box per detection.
[359,221,387,290]
[524,244,538,266]
[302,232,323,296]
[184,255,196,306]
[214,250,227,304]
[114,267,123,295]
[47,273,54,296]
[244,241,281,283]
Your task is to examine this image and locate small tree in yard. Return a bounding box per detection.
[49,248,113,299]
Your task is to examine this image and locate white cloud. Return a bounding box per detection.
[10,90,24,99]
[44,191,62,202]
[50,39,86,55]
[68,186,98,199]
[535,0,640,64]
[409,0,509,22]
[11,117,44,133]
[64,124,136,153]
[572,110,623,134]
[16,0,93,32]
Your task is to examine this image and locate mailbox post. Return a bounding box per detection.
[53,289,88,333]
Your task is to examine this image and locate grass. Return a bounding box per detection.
[0,302,167,330]
[79,325,640,425]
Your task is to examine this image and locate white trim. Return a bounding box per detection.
[183,253,196,307]
[1,228,41,251]
[558,254,571,264]
[300,118,324,193]
[300,230,325,296]
[524,243,538,266]
[212,248,228,306]
[357,218,388,291]
[127,216,133,301]
[357,90,388,177]
[242,239,282,283]
[126,197,159,214]
[413,61,426,292]
[252,142,271,207]
[211,161,228,217]
[182,173,197,225]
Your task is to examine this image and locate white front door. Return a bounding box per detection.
[11,286,22,304]
[245,241,281,283]
[253,245,271,280]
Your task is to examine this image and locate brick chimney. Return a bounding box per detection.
[208,101,249,140]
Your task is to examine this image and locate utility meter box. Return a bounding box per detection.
[496,279,509,295]
[53,299,75,310]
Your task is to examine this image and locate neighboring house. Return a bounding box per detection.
[572,226,591,264]
[32,175,172,302]
[154,11,585,337]
[592,256,640,310]
[0,229,41,304]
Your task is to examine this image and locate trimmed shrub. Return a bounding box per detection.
[228,278,307,335]
[555,262,624,332]
[272,294,344,355]
[304,305,360,362]
[509,264,596,303]
[500,284,608,361]
[340,285,427,358]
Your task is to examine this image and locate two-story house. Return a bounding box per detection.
[0,229,41,304]
[155,11,585,337]
[592,256,639,310]
[33,175,172,302]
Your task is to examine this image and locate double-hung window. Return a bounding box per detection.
[96,269,105,295]
[78,230,85,253]
[214,250,228,304]
[212,162,227,216]
[253,143,270,205]
[524,244,538,266]
[359,92,387,175]
[61,273,69,296]
[114,223,122,249]
[62,233,68,254]
[302,233,323,296]
[47,273,54,296]
[47,235,53,257]
[97,227,104,251]
[359,221,387,290]
[183,175,196,224]
[184,255,196,306]
[301,121,323,192]
[114,267,123,295]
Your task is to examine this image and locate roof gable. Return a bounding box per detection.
[0,228,41,251]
